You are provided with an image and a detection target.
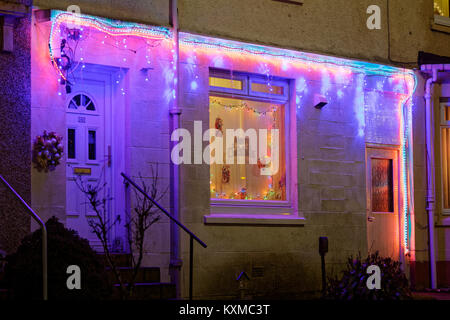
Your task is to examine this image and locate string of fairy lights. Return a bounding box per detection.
[210,98,278,116]
[49,11,170,94]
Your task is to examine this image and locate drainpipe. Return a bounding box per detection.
[424,68,438,290]
[169,0,182,299]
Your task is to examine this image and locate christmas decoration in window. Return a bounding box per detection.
[209,96,287,201]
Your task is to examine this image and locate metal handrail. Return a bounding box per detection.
[121,172,206,300]
[0,174,48,300]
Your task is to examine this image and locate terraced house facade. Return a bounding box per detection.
[0,0,449,299]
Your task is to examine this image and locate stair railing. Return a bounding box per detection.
[121,172,207,300]
[0,174,48,300]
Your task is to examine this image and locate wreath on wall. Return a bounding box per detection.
[32,131,64,172]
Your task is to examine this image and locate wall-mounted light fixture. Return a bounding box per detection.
[140,67,154,82]
[314,94,328,109]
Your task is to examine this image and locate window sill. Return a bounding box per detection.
[211,199,290,207]
[436,216,450,227]
[204,213,306,226]
[432,15,450,33]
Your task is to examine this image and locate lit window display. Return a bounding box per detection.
[209,72,288,201]
[434,0,450,17]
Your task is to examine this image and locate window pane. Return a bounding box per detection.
[68,128,76,159]
[68,101,78,109]
[371,158,394,212]
[82,95,90,106]
[73,94,81,106]
[86,100,95,111]
[444,106,450,121]
[209,77,243,90]
[209,96,286,201]
[88,130,96,160]
[251,82,284,95]
[70,94,96,111]
[442,128,450,209]
[434,0,450,17]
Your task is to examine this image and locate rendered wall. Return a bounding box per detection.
[34,0,169,27]
[0,9,32,254]
[30,13,66,230]
[34,0,450,67]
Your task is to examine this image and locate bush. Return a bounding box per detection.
[4,216,111,300]
[325,251,411,300]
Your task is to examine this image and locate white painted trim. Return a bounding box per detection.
[208,71,295,217]
[204,213,306,225]
[64,64,127,248]
[434,14,450,27]
[211,199,290,207]
[439,102,450,216]
[437,216,450,226]
[209,71,248,96]
[249,77,290,100]
[211,202,294,216]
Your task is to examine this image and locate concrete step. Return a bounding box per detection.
[101,254,132,268]
[0,289,8,300]
[113,282,176,300]
[107,267,160,283]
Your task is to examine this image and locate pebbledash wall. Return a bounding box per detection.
[0,1,32,254]
[30,11,417,298]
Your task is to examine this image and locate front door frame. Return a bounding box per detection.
[65,63,127,252]
[365,143,403,262]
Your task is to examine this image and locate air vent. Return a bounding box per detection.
[252,266,264,278]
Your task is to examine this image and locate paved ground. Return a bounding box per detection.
[412,290,450,300]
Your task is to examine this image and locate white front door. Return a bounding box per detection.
[65,69,114,251]
[366,147,400,259]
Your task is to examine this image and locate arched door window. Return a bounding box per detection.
[68,93,96,111]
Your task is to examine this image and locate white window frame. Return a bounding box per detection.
[209,70,248,96]
[249,76,290,100]
[205,69,302,224]
[440,102,450,215]
[434,0,450,27]
[67,92,99,116]
[434,14,450,27]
